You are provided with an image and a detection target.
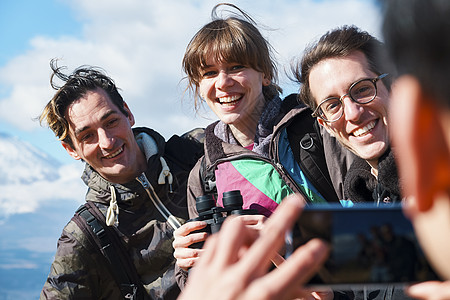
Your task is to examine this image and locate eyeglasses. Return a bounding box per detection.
[311,73,389,123]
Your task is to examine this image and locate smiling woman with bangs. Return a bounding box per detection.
[172,2,293,290]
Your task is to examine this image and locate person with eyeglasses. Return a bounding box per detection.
[290,25,401,208]
[285,25,410,299]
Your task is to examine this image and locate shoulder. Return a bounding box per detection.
[56,217,99,259]
[42,218,106,292]
[164,128,205,170]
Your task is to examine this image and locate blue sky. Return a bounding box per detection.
[0,0,383,215]
[0,2,383,297]
[0,0,81,66]
[0,0,81,164]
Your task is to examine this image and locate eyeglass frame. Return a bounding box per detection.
[311,73,389,123]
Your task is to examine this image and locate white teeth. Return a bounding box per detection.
[218,95,240,103]
[353,121,376,137]
[105,147,123,159]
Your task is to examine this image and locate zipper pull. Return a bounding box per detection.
[275,162,287,175]
[136,173,150,189]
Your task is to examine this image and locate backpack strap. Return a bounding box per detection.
[199,156,216,194]
[199,123,222,195]
[72,202,147,300]
[286,106,340,203]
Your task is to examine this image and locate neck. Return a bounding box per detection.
[229,96,265,147]
[229,125,255,147]
[136,149,148,174]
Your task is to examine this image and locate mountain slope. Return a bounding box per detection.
[0,132,61,185]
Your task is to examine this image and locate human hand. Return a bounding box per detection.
[172,221,208,271]
[237,214,290,267]
[406,281,450,299]
[237,213,267,231]
[178,194,330,300]
[300,290,334,300]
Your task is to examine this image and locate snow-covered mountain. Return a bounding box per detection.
[0,132,61,185]
[0,132,85,216]
[0,132,85,299]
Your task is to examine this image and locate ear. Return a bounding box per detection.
[316,118,335,137]
[262,74,271,87]
[62,141,81,160]
[123,101,135,126]
[391,76,450,212]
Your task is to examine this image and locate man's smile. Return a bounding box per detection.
[103,146,124,159]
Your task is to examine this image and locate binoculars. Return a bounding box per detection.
[188,190,258,248]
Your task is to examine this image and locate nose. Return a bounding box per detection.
[342,96,364,122]
[98,129,115,149]
[215,70,233,89]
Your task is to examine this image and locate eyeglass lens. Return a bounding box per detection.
[319,79,377,121]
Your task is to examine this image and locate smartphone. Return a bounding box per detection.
[289,203,438,289]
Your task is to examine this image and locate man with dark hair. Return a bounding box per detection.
[39,60,203,299]
[383,0,450,298]
[292,25,399,206]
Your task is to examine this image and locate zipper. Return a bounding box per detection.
[136,173,181,230]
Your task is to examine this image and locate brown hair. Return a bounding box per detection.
[183,3,281,110]
[39,59,127,147]
[292,25,392,110]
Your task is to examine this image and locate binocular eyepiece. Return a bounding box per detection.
[188,190,258,248]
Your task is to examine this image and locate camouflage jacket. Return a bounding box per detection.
[40,127,203,300]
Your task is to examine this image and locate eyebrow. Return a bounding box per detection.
[73,110,118,138]
[200,64,213,70]
[322,77,369,100]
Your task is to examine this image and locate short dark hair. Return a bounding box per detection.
[39,59,127,147]
[183,3,281,110]
[383,0,450,109]
[292,25,392,110]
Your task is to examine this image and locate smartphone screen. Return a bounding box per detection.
[290,204,438,289]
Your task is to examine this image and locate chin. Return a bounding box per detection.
[358,143,389,162]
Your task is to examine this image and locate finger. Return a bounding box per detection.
[271,252,285,268]
[173,246,203,259]
[406,281,450,299]
[236,194,305,277]
[176,257,201,270]
[173,221,207,238]
[210,216,257,268]
[190,233,219,269]
[258,239,330,299]
[310,290,334,300]
[172,232,208,248]
[240,214,267,232]
[237,214,267,225]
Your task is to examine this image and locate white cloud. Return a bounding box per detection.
[0,163,85,216]
[0,260,38,270]
[0,0,382,138]
[0,0,383,216]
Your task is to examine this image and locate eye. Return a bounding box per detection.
[202,70,217,78]
[352,81,374,99]
[230,65,245,72]
[80,133,93,142]
[322,98,341,113]
[106,118,119,127]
